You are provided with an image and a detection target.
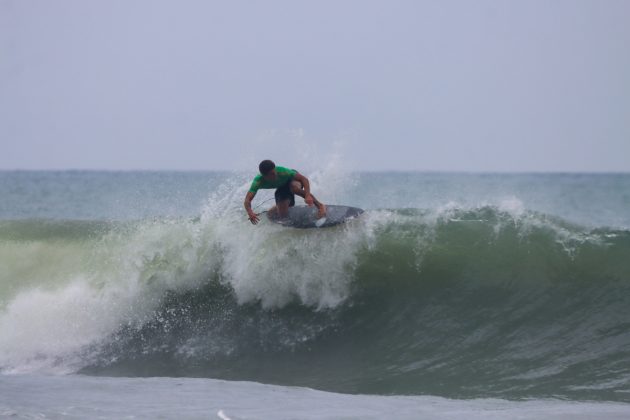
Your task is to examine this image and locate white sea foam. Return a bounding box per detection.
[0,217,220,373]
[2,375,630,420]
[195,159,368,309]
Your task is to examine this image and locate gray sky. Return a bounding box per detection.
[1,0,629,172]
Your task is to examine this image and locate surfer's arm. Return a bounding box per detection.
[293,173,313,204]
[244,191,259,224]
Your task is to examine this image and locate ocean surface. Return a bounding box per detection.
[1,170,630,419]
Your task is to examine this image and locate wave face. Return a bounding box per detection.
[2,204,630,401]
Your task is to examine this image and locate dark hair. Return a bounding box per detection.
[259,160,275,175]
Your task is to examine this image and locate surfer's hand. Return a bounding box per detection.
[317,203,327,219]
[304,194,314,206]
[248,212,260,225]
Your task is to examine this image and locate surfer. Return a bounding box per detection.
[244,160,326,225]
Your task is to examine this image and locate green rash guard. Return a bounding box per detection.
[248,166,298,193]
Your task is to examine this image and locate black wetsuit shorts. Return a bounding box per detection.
[274,179,295,207]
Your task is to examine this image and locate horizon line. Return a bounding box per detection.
[1,168,629,175]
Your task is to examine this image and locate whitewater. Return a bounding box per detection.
[1,170,630,419]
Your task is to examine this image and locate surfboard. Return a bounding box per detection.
[270,205,364,229]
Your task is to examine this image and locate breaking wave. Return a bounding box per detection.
[1,204,630,400]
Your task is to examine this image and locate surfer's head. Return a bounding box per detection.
[259,160,276,180]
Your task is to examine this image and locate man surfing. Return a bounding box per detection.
[244,160,326,225]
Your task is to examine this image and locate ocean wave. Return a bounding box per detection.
[1,206,630,400]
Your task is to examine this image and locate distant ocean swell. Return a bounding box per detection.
[1,205,630,401]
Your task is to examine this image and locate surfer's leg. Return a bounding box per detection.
[267,205,278,219]
[274,183,294,218]
[276,199,291,218]
[290,180,326,218]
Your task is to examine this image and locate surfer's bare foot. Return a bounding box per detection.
[267,205,278,220]
[317,203,326,219]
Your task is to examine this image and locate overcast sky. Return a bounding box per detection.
[1,0,629,172]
